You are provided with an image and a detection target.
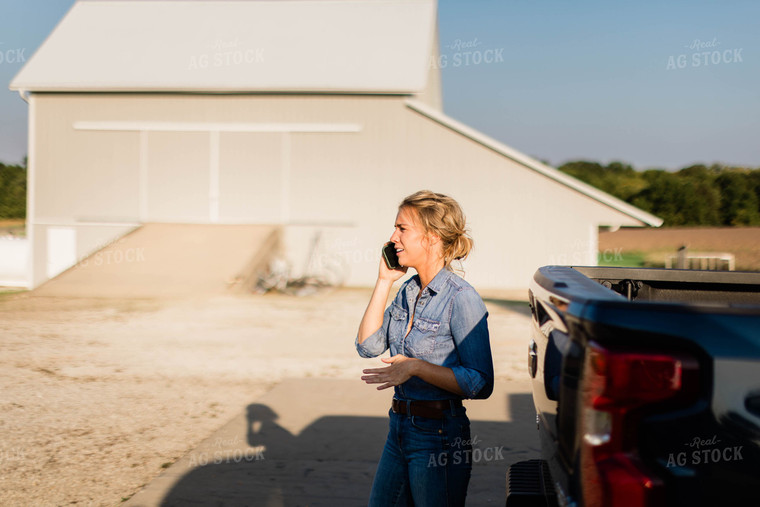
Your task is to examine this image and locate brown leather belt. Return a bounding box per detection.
[391,398,462,420]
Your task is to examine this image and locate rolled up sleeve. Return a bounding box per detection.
[449,289,494,399]
[355,305,392,358]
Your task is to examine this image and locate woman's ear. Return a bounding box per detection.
[424,232,442,249]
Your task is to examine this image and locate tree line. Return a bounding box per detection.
[558,161,760,226]
[2,158,759,226]
[0,160,26,219]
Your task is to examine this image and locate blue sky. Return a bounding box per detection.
[1,0,758,170]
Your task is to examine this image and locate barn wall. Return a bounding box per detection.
[29,93,644,289]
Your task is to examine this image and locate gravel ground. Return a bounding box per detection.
[0,287,530,506]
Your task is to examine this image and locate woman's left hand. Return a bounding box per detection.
[361,355,419,390]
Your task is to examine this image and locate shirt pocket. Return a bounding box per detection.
[388,303,408,344]
[406,317,441,356]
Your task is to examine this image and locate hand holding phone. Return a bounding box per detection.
[382,242,401,270]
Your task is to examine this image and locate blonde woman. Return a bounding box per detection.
[356,190,494,506]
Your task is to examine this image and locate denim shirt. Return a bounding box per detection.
[356,268,494,401]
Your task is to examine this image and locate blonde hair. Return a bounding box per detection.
[399,190,473,269]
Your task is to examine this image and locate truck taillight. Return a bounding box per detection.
[580,341,699,507]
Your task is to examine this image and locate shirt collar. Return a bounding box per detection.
[411,267,453,296]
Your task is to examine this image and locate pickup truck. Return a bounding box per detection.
[507,266,760,507]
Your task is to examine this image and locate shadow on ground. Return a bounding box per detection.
[159,393,536,506]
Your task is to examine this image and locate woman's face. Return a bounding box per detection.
[389,207,439,269]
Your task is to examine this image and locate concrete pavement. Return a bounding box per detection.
[124,378,538,506]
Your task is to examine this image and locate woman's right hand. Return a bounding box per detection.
[358,248,407,344]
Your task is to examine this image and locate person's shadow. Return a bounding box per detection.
[160,394,538,506]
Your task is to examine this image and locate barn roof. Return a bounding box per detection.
[406,99,664,227]
[9,0,436,93]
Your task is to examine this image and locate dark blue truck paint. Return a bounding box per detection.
[507,266,760,507]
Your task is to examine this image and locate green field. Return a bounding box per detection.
[598,251,648,268]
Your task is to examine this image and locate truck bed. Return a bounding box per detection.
[520,266,760,507]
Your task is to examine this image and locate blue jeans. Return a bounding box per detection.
[368,402,472,506]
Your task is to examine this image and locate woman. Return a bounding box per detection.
[356,190,494,506]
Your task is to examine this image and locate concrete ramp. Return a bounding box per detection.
[34,224,280,298]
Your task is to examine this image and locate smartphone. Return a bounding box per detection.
[382,242,401,270]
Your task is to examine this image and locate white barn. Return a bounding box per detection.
[9,0,661,291]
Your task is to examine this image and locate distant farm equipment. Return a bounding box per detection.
[666,246,735,271]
